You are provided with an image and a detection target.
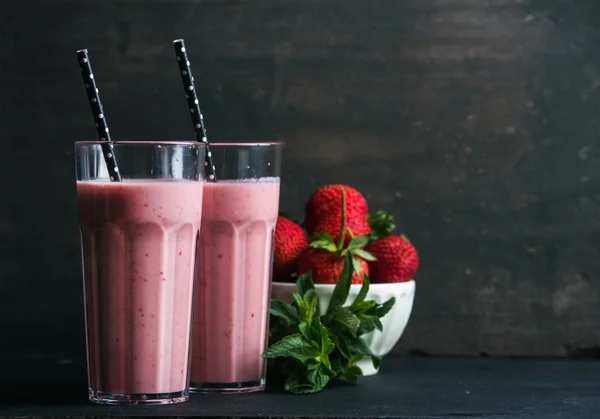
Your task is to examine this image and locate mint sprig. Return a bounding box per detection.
[263,253,396,394]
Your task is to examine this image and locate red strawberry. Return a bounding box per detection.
[313,214,371,246]
[273,216,307,277]
[304,185,370,244]
[304,184,368,232]
[297,248,369,284]
[368,235,419,283]
[298,188,375,284]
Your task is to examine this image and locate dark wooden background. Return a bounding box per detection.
[1,0,599,358]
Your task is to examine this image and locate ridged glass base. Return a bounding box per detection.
[89,389,189,405]
[190,379,265,394]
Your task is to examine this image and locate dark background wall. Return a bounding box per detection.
[1,0,599,358]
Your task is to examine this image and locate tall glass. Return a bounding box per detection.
[75,141,205,405]
[190,142,282,393]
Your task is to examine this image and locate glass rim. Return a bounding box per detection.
[74,140,205,146]
[74,141,282,147]
[205,142,282,147]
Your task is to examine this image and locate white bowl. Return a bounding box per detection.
[270,280,415,376]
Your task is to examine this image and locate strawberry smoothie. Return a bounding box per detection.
[77,179,203,403]
[190,178,280,392]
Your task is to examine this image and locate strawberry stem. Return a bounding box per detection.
[337,187,347,248]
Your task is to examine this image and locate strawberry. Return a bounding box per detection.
[298,188,375,285]
[368,235,419,283]
[313,214,371,246]
[304,185,370,244]
[273,216,307,277]
[297,248,369,284]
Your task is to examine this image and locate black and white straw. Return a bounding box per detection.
[173,39,217,181]
[76,49,121,182]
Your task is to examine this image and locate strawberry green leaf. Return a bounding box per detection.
[347,235,370,251]
[353,248,376,261]
[270,300,300,326]
[309,240,338,252]
[367,210,396,241]
[338,187,347,248]
[351,256,362,273]
[323,253,353,323]
[310,232,335,243]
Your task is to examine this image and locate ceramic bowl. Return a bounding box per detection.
[270,280,416,375]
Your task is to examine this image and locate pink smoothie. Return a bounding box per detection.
[191,178,280,388]
[77,179,203,397]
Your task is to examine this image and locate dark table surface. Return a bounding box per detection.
[1,353,599,419]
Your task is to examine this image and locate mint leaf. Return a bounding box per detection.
[372,356,381,369]
[335,307,361,337]
[356,313,378,335]
[341,365,362,384]
[285,367,329,394]
[351,337,377,358]
[376,297,396,318]
[330,357,343,374]
[303,289,319,321]
[314,317,335,357]
[293,293,311,323]
[265,233,398,394]
[323,253,353,323]
[307,368,330,391]
[270,299,299,326]
[296,272,315,297]
[262,334,318,364]
[333,333,353,360]
[298,322,311,341]
[373,317,383,332]
[351,275,370,307]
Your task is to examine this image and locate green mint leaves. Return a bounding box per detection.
[262,253,396,394]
